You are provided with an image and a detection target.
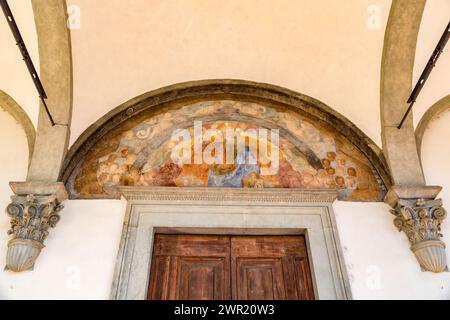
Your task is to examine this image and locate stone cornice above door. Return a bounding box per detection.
[119,186,338,204]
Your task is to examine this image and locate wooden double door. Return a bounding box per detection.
[148,234,314,300]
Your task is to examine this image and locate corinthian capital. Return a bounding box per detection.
[5,182,68,272]
[385,186,448,273]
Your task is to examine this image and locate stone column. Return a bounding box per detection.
[5,182,67,272]
[385,186,448,273]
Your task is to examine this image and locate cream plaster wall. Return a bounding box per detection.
[68,0,391,146]
[0,0,39,127]
[2,0,450,300]
[0,108,28,219]
[0,108,124,298]
[334,201,450,300]
[421,109,450,222]
[413,0,450,127]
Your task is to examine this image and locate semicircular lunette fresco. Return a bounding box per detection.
[67,100,386,201]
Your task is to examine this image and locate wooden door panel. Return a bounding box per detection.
[231,236,308,257]
[148,234,314,300]
[178,257,229,300]
[231,236,314,300]
[153,234,231,257]
[147,256,171,300]
[234,258,285,300]
[148,234,231,300]
[293,257,314,300]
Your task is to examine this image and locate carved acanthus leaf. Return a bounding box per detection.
[390,198,447,245]
[6,194,63,244]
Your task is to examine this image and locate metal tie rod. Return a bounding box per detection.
[0,0,56,126]
[397,20,450,129]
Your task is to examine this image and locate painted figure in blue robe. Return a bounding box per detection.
[207,146,260,187]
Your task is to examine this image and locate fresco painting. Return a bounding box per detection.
[69,100,385,201]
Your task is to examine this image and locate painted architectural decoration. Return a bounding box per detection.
[68,100,386,201]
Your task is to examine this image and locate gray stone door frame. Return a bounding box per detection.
[110,187,352,300]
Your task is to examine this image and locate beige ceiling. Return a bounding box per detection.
[412,0,450,127]
[67,0,391,146]
[0,0,39,127]
[2,0,448,149]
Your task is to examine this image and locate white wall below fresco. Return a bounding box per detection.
[0,200,126,300]
[1,198,449,299]
[334,201,450,300]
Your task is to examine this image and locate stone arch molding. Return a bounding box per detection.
[61,80,391,202]
[0,90,35,163]
[416,94,450,155]
[380,0,426,186]
[27,0,73,182]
